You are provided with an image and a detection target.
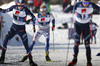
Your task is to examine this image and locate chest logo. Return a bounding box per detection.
[41,18,45,22]
[15,11,20,15]
[81,9,86,13]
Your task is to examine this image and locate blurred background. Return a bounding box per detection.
[0,0,99,13]
[0,0,98,5]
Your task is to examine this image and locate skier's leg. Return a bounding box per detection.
[94,30,97,44]
[74,22,81,57]
[18,30,32,58]
[30,31,42,51]
[0,27,16,63]
[44,31,51,61]
[84,40,92,66]
[18,30,37,66]
[68,21,81,66]
[83,23,92,66]
[21,30,42,62]
[91,31,94,44]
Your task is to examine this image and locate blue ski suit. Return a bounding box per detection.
[0,5,36,58]
[64,1,100,61]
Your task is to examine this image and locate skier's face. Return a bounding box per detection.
[40,8,47,16]
[18,3,25,10]
[41,11,46,16]
[82,1,89,7]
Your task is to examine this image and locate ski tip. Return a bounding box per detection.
[96,53,100,56]
[46,61,53,62]
[53,50,55,52]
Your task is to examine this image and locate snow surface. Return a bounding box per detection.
[0,1,100,66]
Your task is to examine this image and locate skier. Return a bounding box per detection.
[64,0,100,66]
[90,20,99,44]
[21,5,55,62]
[0,0,37,66]
[30,5,55,61]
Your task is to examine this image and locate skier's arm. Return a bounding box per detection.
[0,5,15,13]
[25,7,36,32]
[94,23,99,27]
[64,0,77,13]
[92,3,100,11]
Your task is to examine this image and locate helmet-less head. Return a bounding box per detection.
[40,5,47,16]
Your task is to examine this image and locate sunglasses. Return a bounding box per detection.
[41,12,46,14]
[18,5,24,7]
[83,2,89,5]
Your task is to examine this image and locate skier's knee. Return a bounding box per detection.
[85,40,90,44]
[75,34,80,44]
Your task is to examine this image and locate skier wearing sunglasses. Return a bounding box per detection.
[0,0,37,66]
[64,0,100,66]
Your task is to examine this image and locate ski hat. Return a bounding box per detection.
[17,0,25,4]
[83,0,90,1]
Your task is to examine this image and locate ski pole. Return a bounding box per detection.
[31,32,35,44]
[66,4,75,66]
[0,13,3,46]
[53,31,55,52]
[0,13,1,46]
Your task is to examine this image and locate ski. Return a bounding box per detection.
[1,61,21,65]
[96,53,100,56]
[46,60,61,62]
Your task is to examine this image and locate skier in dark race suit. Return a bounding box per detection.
[64,0,100,66]
[0,0,37,66]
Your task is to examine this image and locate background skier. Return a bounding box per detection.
[90,20,99,44]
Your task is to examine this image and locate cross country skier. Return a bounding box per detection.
[31,5,55,61]
[90,20,99,44]
[21,5,55,62]
[0,0,37,66]
[64,0,100,66]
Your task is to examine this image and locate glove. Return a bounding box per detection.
[33,27,36,33]
[71,0,77,6]
[52,24,55,31]
[25,20,31,24]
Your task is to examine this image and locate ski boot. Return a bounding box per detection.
[20,55,28,62]
[68,55,77,66]
[87,59,92,66]
[45,51,51,61]
[94,40,96,44]
[0,52,5,64]
[87,61,92,66]
[29,57,38,66]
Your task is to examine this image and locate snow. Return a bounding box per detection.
[0,1,100,66]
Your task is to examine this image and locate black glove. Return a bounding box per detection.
[25,20,31,24]
[0,8,3,12]
[33,27,36,33]
[52,24,55,31]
